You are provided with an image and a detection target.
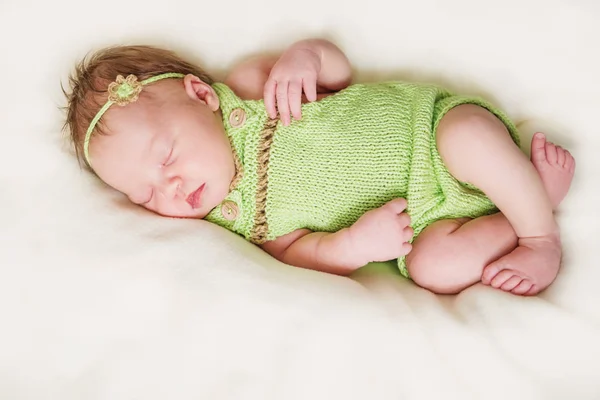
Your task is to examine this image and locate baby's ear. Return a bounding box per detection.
[183,74,220,111]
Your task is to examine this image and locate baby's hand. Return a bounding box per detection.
[348,198,414,264]
[264,47,320,126]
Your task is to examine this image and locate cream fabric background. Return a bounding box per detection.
[1,0,599,399]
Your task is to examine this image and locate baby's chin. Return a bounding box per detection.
[146,205,207,219]
[168,209,209,219]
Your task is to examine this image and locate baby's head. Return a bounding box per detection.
[63,45,236,218]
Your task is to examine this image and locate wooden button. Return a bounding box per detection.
[229,108,246,128]
[221,200,239,221]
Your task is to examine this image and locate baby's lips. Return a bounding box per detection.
[186,183,206,209]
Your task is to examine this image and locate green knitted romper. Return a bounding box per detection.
[205,82,520,278]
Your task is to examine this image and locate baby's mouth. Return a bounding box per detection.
[186,183,206,209]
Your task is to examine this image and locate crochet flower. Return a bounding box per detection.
[107,74,143,106]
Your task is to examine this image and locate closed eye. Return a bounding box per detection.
[163,146,174,166]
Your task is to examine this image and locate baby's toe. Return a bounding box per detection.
[564,150,575,171]
[490,269,516,289]
[556,146,566,167]
[525,284,540,296]
[565,151,575,173]
[531,133,547,162]
[482,260,507,284]
[545,142,558,165]
[511,279,533,295]
[500,275,523,291]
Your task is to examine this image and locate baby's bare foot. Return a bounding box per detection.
[478,133,572,295]
[481,234,561,295]
[531,132,576,209]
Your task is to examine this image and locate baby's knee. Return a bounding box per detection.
[436,104,510,182]
[406,240,465,295]
[437,104,506,151]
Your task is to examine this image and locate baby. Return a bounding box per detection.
[63,38,575,296]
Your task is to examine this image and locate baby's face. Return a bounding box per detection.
[89,78,235,218]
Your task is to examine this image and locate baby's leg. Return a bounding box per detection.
[407,133,575,295]
[406,213,517,294]
[432,105,562,295]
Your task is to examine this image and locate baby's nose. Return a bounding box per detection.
[164,176,183,199]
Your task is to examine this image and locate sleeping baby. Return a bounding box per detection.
[62,38,575,295]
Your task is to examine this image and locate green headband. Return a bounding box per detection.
[83,72,186,167]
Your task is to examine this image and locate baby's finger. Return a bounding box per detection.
[400,242,412,256]
[303,76,317,102]
[288,79,303,121]
[403,227,414,241]
[396,213,411,228]
[263,79,278,119]
[276,81,291,126]
[383,198,408,214]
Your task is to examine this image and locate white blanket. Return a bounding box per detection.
[2,0,600,398]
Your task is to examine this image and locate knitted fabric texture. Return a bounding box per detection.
[205,82,520,278]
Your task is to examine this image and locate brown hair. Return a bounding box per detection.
[62,45,215,168]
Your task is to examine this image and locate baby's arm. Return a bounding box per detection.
[285,38,353,93]
[225,38,352,121]
[260,199,413,276]
[263,38,351,125]
[260,228,362,276]
[225,55,280,100]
